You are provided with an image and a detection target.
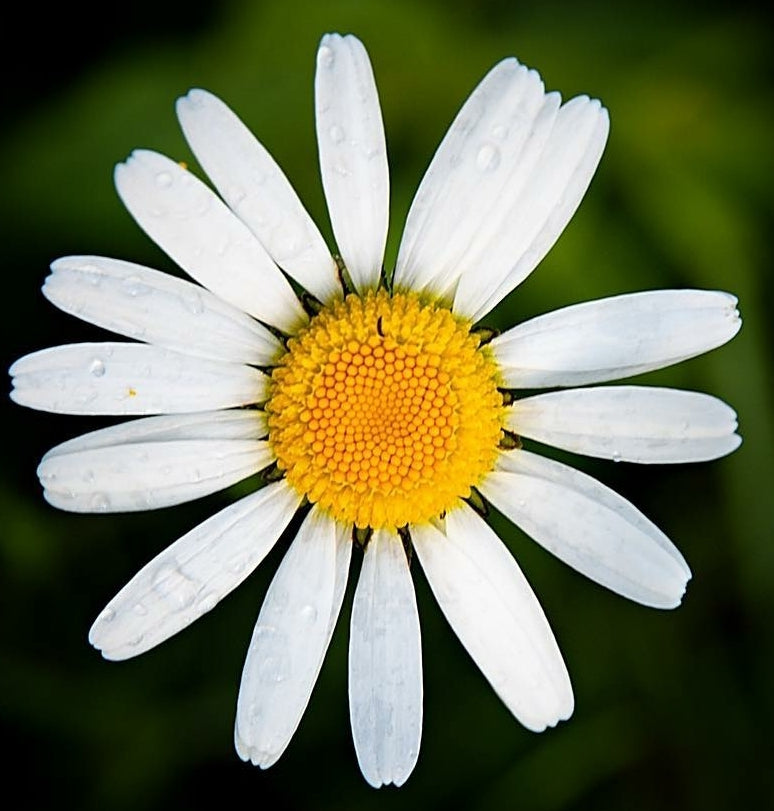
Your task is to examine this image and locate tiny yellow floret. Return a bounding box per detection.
[267,291,504,529]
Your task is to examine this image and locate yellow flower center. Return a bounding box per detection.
[266,291,504,529]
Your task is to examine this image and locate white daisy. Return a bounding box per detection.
[9,33,741,787]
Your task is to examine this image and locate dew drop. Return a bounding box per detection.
[155,172,172,188]
[228,187,247,205]
[99,607,115,623]
[491,124,508,140]
[89,492,111,511]
[612,450,622,462]
[89,358,106,377]
[183,289,205,314]
[121,275,151,297]
[476,143,501,172]
[227,555,246,574]
[197,592,218,613]
[133,602,148,616]
[128,633,145,647]
[329,124,345,144]
[300,604,318,624]
[83,268,102,286]
[318,45,334,68]
[152,563,198,609]
[256,654,290,684]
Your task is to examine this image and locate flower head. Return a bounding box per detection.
[9,33,740,787]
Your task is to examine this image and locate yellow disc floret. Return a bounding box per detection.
[266,291,504,529]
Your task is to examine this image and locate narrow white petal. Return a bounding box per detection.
[315,34,389,293]
[396,59,547,301]
[44,256,282,365]
[412,504,573,731]
[349,529,422,788]
[9,342,267,415]
[89,480,301,660]
[479,450,691,608]
[507,386,741,463]
[455,99,609,321]
[38,438,272,513]
[43,410,268,459]
[491,290,741,388]
[176,89,341,306]
[394,58,608,320]
[235,508,351,767]
[114,150,306,333]
[326,521,354,646]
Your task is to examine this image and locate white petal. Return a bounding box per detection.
[349,529,422,788]
[43,410,268,459]
[491,290,741,388]
[114,150,306,333]
[315,34,389,293]
[44,256,282,365]
[507,386,741,463]
[38,437,273,513]
[479,450,691,608]
[456,98,609,321]
[235,508,351,767]
[394,59,609,321]
[396,60,547,301]
[89,480,302,660]
[412,504,573,731]
[9,342,267,415]
[176,89,341,305]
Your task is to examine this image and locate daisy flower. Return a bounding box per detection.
[9,33,741,787]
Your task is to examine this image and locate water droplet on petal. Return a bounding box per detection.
[227,555,246,574]
[476,143,501,172]
[133,602,148,616]
[197,592,218,613]
[89,358,106,377]
[89,492,111,511]
[257,654,290,684]
[183,289,205,314]
[99,607,115,623]
[612,450,622,462]
[128,633,145,647]
[300,604,317,624]
[121,275,152,297]
[491,124,508,140]
[318,45,334,68]
[152,563,198,609]
[329,124,345,144]
[83,267,102,285]
[228,187,247,205]
[155,172,172,188]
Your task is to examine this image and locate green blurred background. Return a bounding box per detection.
[2,0,772,808]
